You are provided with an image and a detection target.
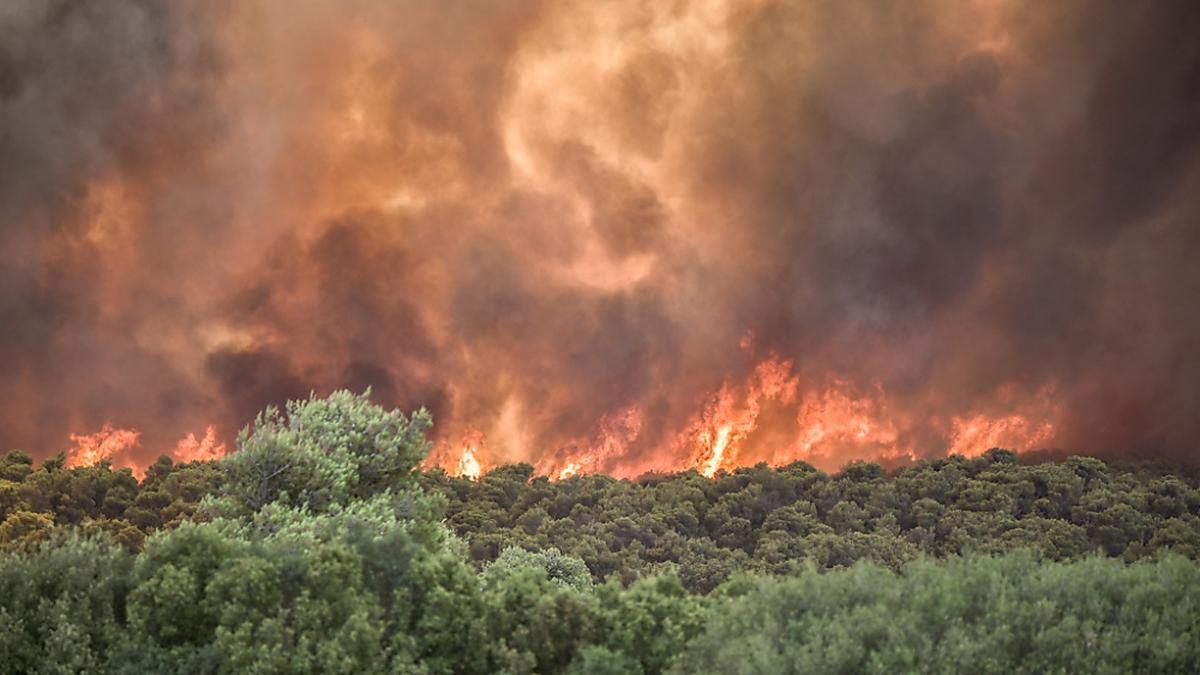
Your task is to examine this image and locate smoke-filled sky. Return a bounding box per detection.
[2,0,1199,476]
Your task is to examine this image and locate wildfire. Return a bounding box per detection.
[65,424,141,470]
[428,350,1061,479]
[946,409,1058,458]
[683,356,799,477]
[537,406,644,479]
[789,380,906,465]
[4,0,1187,504]
[457,446,483,480]
[173,426,230,463]
[699,425,733,478]
[59,357,1060,483]
[63,424,229,479]
[444,429,487,480]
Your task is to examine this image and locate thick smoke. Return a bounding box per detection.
[2,0,1198,472]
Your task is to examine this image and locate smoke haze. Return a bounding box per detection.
[2,0,1198,475]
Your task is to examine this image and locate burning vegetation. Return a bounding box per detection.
[3,1,1199,672]
[3,391,1199,672]
[4,0,1200,479]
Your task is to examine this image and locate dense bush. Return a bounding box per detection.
[421,449,1200,591]
[678,554,1200,674]
[1,392,1198,673]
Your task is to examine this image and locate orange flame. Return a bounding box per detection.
[945,399,1059,458]
[788,379,906,465]
[457,445,483,480]
[64,423,228,479]
[429,349,1061,479]
[682,356,798,477]
[537,406,644,479]
[67,355,1058,482]
[445,428,486,480]
[65,424,142,470]
[173,425,229,463]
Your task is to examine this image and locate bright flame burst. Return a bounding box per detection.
[537,406,645,480]
[457,446,483,480]
[946,411,1057,458]
[789,380,904,467]
[64,424,229,479]
[65,424,142,470]
[683,357,799,477]
[173,425,229,463]
[448,429,486,480]
[434,352,1061,480]
[64,361,1058,482]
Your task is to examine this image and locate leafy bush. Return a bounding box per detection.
[222,390,431,513]
[673,553,1200,674]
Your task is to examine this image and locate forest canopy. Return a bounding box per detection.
[1,391,1199,673]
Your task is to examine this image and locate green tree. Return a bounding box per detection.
[0,533,132,673]
[486,547,594,591]
[221,390,431,513]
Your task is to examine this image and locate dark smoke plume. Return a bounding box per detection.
[2,0,1198,473]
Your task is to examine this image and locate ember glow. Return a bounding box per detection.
[4,1,1199,477]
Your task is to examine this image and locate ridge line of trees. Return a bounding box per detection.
[1,391,1198,673]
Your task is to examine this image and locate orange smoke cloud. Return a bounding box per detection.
[4,1,1199,475]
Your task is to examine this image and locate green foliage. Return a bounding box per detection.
[594,575,707,674]
[2,396,1199,673]
[0,450,222,555]
[0,533,132,674]
[486,546,594,591]
[423,454,1200,591]
[566,646,643,675]
[0,449,34,482]
[114,499,479,670]
[671,553,1200,674]
[0,509,54,551]
[481,559,602,673]
[222,389,431,513]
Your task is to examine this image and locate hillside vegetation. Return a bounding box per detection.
[1,392,1198,673]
